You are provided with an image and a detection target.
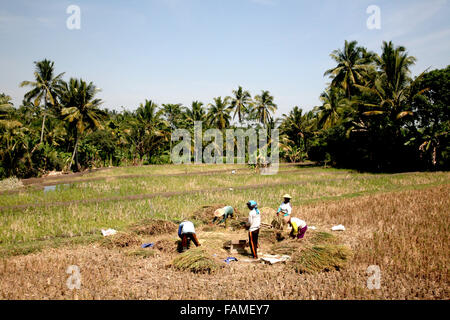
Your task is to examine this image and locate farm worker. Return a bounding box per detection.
[178,220,201,252]
[284,215,308,239]
[277,194,292,217]
[247,200,261,259]
[212,206,234,224]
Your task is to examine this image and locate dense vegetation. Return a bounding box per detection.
[0,40,448,178]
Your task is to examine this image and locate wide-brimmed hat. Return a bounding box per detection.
[214,208,225,217]
[283,194,292,199]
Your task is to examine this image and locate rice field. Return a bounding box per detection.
[0,164,448,299]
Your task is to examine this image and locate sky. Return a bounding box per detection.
[1,0,449,118]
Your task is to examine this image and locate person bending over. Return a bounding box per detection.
[178,220,201,252]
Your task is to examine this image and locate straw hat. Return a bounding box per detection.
[214,208,225,218]
[283,194,292,199]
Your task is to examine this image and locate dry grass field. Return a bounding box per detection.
[0,165,448,299]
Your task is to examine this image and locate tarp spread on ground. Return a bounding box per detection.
[260,254,291,265]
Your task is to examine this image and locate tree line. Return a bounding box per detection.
[0,40,448,178]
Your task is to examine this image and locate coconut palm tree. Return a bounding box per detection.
[324,40,375,99]
[161,103,183,129]
[0,95,27,177]
[0,94,13,120]
[317,86,350,129]
[183,101,205,125]
[254,90,277,125]
[280,107,316,156]
[59,78,106,171]
[132,100,169,161]
[355,41,420,122]
[206,96,231,130]
[20,59,65,144]
[229,86,252,124]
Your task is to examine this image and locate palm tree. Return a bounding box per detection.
[183,101,205,125]
[280,107,315,155]
[20,59,65,144]
[324,40,375,99]
[355,41,419,122]
[254,90,277,125]
[229,86,251,124]
[0,94,27,177]
[317,86,350,129]
[0,94,13,120]
[161,103,183,129]
[206,96,231,130]
[59,78,106,171]
[132,100,169,161]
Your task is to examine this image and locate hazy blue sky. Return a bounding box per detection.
[1,0,449,117]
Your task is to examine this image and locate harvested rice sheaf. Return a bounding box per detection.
[190,204,227,224]
[171,247,222,274]
[129,219,177,236]
[154,239,178,253]
[290,244,353,274]
[229,217,248,230]
[191,204,242,224]
[101,232,141,248]
[259,207,277,225]
[310,231,336,244]
[126,249,158,259]
[270,240,299,255]
[259,229,285,243]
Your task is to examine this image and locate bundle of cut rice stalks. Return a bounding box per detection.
[171,247,222,274]
[129,219,177,236]
[290,244,353,274]
[229,217,248,230]
[101,232,142,248]
[270,240,299,255]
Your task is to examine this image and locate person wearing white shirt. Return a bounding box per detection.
[277,194,292,217]
[178,220,201,252]
[246,200,261,259]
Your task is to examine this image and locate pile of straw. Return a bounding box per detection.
[171,247,221,274]
[290,244,353,274]
[101,232,141,248]
[130,219,177,236]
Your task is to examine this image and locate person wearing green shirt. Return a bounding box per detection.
[212,206,234,224]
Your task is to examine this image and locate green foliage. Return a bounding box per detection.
[0,48,448,178]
